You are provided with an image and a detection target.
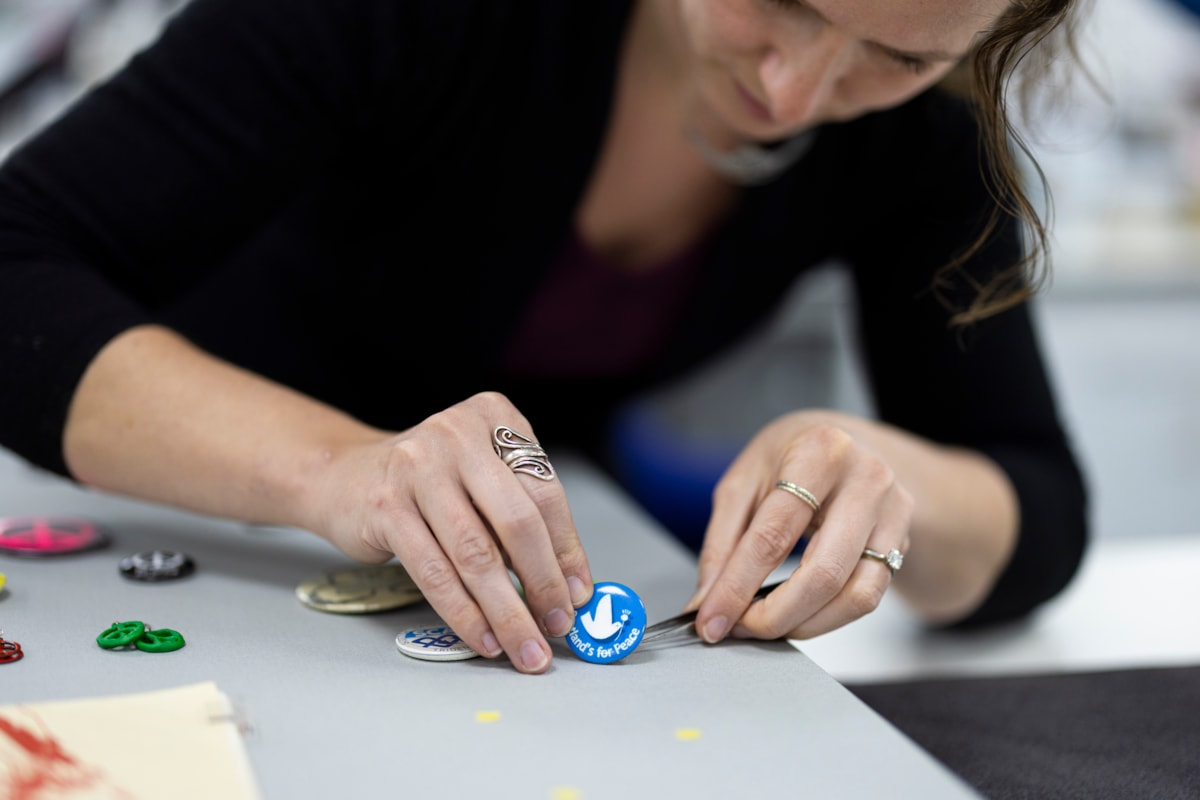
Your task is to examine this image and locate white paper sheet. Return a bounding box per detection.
[0,681,261,799]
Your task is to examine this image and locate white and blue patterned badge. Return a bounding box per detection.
[566,582,646,664]
[395,625,480,662]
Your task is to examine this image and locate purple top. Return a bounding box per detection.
[501,229,705,379]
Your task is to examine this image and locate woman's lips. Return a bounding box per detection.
[734,80,774,123]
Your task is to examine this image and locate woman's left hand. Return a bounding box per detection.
[686,409,914,643]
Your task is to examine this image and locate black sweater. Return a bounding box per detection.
[0,0,1087,626]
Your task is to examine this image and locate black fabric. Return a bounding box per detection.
[0,0,1087,627]
[849,665,1200,799]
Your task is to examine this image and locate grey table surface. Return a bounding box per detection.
[0,449,980,799]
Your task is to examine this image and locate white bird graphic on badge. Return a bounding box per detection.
[580,592,624,640]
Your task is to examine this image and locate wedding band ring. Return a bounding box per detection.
[493,426,555,481]
[775,480,820,514]
[862,548,904,574]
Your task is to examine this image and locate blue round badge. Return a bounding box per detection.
[566,582,646,664]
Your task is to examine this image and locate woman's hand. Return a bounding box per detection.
[686,410,913,643]
[64,330,593,674]
[686,408,1019,641]
[310,392,594,673]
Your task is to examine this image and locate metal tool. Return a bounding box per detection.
[637,580,784,651]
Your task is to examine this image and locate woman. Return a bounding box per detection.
[0,0,1088,673]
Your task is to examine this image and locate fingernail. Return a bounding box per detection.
[482,631,502,657]
[702,616,729,644]
[544,607,572,637]
[520,639,548,672]
[567,576,590,607]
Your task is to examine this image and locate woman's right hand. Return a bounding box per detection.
[64,330,590,673]
[309,391,594,674]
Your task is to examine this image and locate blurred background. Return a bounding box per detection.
[1,0,1198,545]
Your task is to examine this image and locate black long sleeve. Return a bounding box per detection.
[0,0,1087,625]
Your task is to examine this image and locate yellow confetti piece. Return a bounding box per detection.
[549,787,582,800]
[674,728,703,741]
[475,710,502,724]
[0,573,6,591]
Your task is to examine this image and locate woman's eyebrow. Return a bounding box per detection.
[869,40,966,62]
[800,0,967,62]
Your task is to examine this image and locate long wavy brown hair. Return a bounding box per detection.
[938,0,1090,325]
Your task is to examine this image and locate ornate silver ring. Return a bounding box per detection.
[493,426,555,481]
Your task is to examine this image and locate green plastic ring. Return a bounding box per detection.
[135,628,185,653]
[97,620,146,649]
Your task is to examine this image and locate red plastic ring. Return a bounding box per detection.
[0,640,23,663]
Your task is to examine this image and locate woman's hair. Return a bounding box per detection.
[937,0,1089,325]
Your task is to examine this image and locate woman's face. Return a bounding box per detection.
[668,0,1012,140]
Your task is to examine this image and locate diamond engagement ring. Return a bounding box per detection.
[862,548,904,574]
